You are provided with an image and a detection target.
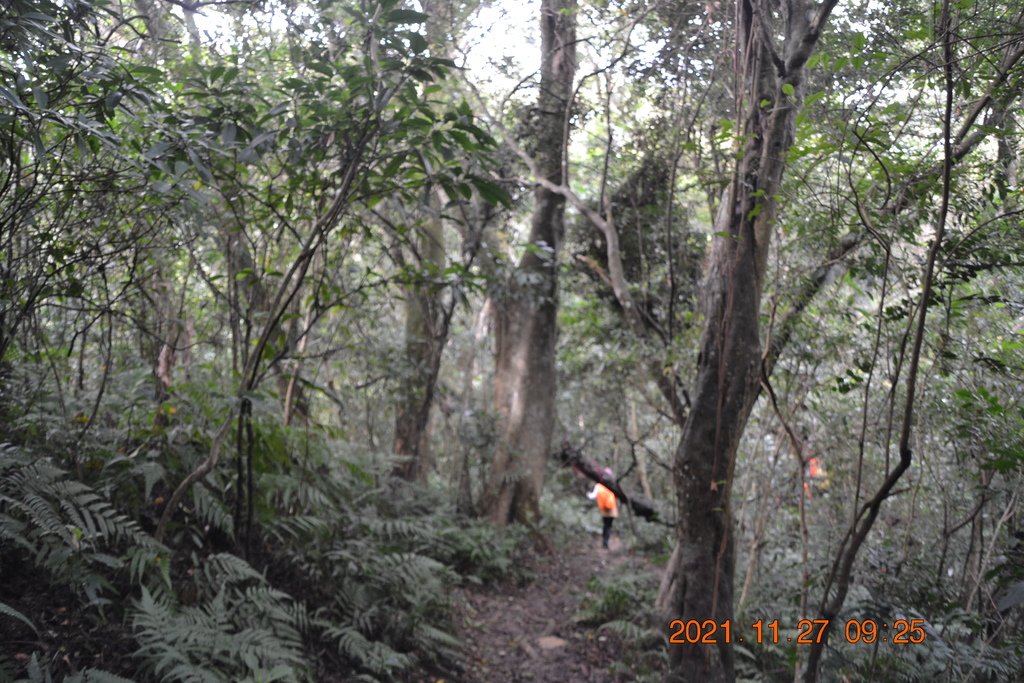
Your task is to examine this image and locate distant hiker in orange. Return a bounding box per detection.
[587,468,618,549]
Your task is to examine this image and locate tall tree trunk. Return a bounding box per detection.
[392,204,445,480]
[454,299,492,514]
[392,0,452,481]
[661,2,838,680]
[482,0,576,525]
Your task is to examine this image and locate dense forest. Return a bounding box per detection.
[1,0,1023,680]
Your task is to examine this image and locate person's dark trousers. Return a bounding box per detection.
[602,517,614,548]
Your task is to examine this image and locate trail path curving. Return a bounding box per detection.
[452,533,650,683]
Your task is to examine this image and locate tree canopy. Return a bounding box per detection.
[1,0,1023,681]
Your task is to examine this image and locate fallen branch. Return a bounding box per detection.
[555,442,663,522]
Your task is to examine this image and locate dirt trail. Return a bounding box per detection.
[453,533,647,683]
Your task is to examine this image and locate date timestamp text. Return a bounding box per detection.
[668,618,926,645]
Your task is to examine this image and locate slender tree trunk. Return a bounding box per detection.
[628,400,653,499]
[152,265,189,428]
[803,2,960,678]
[393,202,445,480]
[283,307,312,427]
[454,299,491,514]
[393,0,452,481]
[482,0,576,525]
[737,473,773,612]
[662,2,838,680]
[960,470,992,610]
[132,0,175,58]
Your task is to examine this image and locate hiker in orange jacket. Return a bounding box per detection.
[587,467,618,549]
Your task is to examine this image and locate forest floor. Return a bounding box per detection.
[451,530,661,683]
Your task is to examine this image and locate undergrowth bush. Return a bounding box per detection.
[437,520,530,585]
[259,457,465,679]
[574,565,667,678]
[131,555,309,682]
[0,425,526,682]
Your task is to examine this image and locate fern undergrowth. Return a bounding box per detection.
[0,418,524,683]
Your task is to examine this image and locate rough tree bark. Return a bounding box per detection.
[660,1,838,680]
[482,0,576,525]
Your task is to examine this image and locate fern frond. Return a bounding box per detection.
[325,625,412,676]
[202,552,264,589]
[264,514,329,543]
[131,567,309,682]
[415,623,462,653]
[598,619,664,648]
[193,485,234,539]
[0,599,39,634]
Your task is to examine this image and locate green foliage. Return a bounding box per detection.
[818,607,1024,682]
[0,420,528,681]
[132,577,307,682]
[0,443,165,603]
[574,568,666,678]
[259,451,524,680]
[952,385,1024,473]
[575,570,655,626]
[0,442,166,680]
[2,0,1024,681]
[436,521,529,584]
[11,660,138,683]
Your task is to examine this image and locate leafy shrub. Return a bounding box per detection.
[576,570,656,626]
[574,569,666,679]
[436,520,530,585]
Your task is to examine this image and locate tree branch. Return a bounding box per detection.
[555,442,664,522]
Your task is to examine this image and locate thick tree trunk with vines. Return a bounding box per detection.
[661,1,837,680]
[482,0,576,525]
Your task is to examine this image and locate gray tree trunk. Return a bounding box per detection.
[483,0,576,525]
[392,0,452,481]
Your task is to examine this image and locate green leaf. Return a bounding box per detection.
[406,31,428,54]
[104,89,121,111]
[144,141,172,160]
[387,9,429,23]
[221,122,236,144]
[33,86,49,108]
[448,129,475,150]
[781,83,795,97]
[308,61,334,78]
[471,177,510,207]
[381,153,405,178]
